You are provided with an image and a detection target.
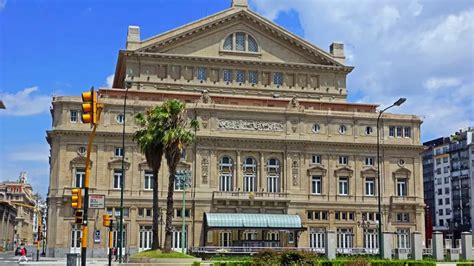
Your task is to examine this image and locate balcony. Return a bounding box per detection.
[212,191,290,204]
[390,196,419,205]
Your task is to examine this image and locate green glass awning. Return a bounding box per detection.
[205,213,304,229]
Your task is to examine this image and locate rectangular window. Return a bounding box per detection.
[236,70,245,83]
[249,71,258,84]
[223,69,233,83]
[144,170,153,190]
[438,198,443,205]
[396,213,409,222]
[365,157,374,166]
[236,32,245,51]
[70,110,78,123]
[396,178,407,196]
[437,188,442,195]
[439,209,444,215]
[444,187,449,194]
[389,126,395,137]
[107,208,113,216]
[396,127,403,137]
[339,177,349,195]
[404,127,411,138]
[176,208,191,218]
[115,147,124,157]
[75,168,85,188]
[113,170,123,189]
[197,67,207,81]
[445,198,450,204]
[311,176,322,194]
[443,157,448,163]
[138,208,144,217]
[445,176,449,183]
[397,228,410,249]
[311,155,321,164]
[273,72,283,86]
[338,156,348,165]
[365,178,375,196]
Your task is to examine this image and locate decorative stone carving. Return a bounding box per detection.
[217,119,284,132]
[292,160,299,186]
[199,90,212,104]
[201,158,209,184]
[289,96,299,108]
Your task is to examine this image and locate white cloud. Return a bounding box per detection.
[0,0,6,11]
[106,74,114,88]
[252,1,474,140]
[0,86,51,116]
[423,77,462,91]
[9,144,49,163]
[417,9,474,58]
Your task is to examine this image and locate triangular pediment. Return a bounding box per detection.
[334,166,353,177]
[307,165,327,175]
[131,8,344,66]
[361,166,378,175]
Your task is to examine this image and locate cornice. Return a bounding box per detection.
[122,51,353,73]
[196,135,424,152]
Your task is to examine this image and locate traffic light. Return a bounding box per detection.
[81,88,98,124]
[102,214,111,227]
[71,188,82,209]
[75,210,84,224]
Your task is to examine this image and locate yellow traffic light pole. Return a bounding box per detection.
[80,88,103,266]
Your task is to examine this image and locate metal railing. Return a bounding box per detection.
[191,246,379,255]
[212,191,289,200]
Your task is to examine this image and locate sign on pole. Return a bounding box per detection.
[89,194,106,209]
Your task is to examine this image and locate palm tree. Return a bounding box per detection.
[133,106,167,250]
[161,100,198,252]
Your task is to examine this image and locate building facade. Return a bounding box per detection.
[0,172,45,246]
[46,0,424,258]
[423,128,474,244]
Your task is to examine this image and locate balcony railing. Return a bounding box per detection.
[390,196,418,204]
[212,191,289,200]
[190,246,379,255]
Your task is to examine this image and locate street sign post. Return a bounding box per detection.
[88,195,105,209]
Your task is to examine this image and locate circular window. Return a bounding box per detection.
[365,126,373,135]
[339,125,347,134]
[77,146,86,156]
[312,123,320,133]
[398,159,405,166]
[116,114,125,124]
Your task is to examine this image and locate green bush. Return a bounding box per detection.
[344,258,369,266]
[192,262,201,266]
[252,249,280,265]
[407,262,436,266]
[370,260,405,266]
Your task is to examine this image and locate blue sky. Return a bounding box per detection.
[0,0,473,197]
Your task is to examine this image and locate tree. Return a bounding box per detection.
[161,100,198,252]
[133,106,167,250]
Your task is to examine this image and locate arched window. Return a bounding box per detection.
[266,158,280,193]
[219,156,233,191]
[243,157,257,192]
[223,32,259,53]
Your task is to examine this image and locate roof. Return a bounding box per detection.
[205,213,304,229]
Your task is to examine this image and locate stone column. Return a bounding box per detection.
[236,151,241,191]
[382,232,392,260]
[461,232,473,260]
[325,230,336,260]
[260,152,265,192]
[411,231,422,260]
[432,231,444,261]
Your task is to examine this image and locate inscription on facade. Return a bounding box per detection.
[218,119,284,132]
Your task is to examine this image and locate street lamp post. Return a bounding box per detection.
[377,97,406,259]
[119,81,131,263]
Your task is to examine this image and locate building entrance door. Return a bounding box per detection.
[138,226,152,252]
[172,227,187,252]
[364,229,378,253]
[70,225,81,254]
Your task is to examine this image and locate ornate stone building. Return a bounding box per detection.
[46,0,424,257]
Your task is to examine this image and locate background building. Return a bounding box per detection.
[0,172,45,247]
[46,0,424,258]
[423,128,474,244]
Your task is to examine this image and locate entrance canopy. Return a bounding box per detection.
[204,213,304,230]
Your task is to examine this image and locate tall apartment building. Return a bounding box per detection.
[46,0,424,257]
[423,128,474,240]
